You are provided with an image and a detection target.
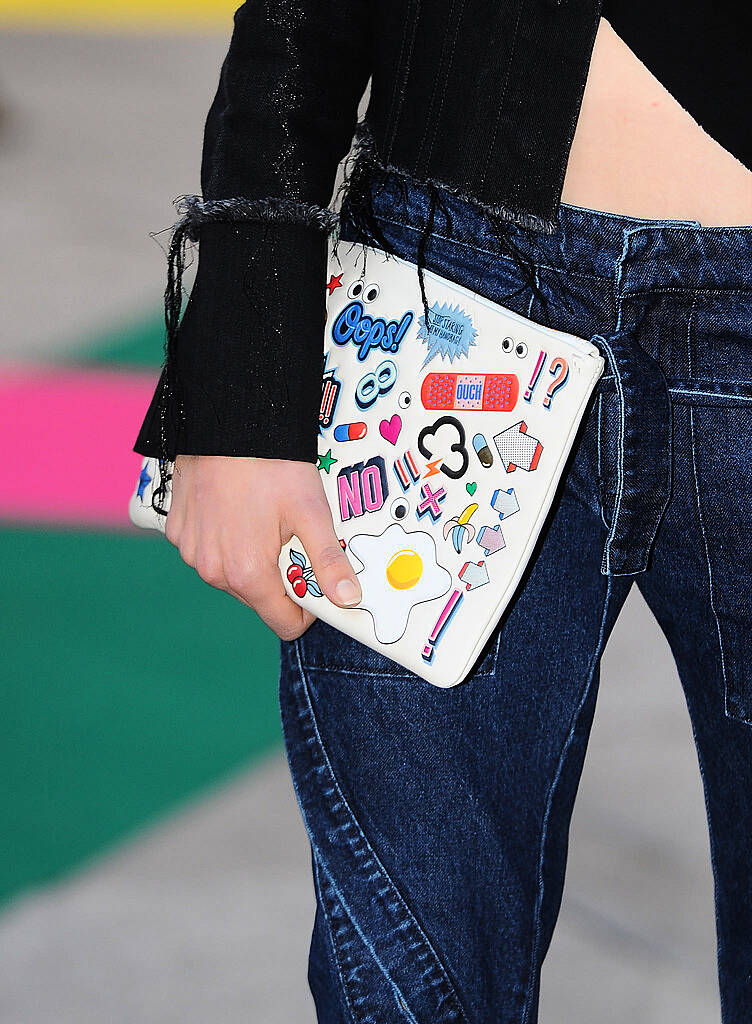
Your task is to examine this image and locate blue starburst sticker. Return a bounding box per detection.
[417,301,477,369]
[136,464,152,501]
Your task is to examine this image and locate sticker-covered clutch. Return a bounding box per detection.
[129,241,604,688]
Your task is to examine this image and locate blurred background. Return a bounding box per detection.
[0,3,721,1021]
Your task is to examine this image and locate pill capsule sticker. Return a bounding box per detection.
[333,421,367,442]
[421,373,519,412]
[472,433,493,468]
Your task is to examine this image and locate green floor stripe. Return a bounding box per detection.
[66,311,165,368]
[0,526,282,908]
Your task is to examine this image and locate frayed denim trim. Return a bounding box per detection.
[330,116,562,372]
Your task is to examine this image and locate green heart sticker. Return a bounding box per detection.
[466,481,477,496]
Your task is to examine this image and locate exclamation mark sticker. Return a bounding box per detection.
[524,350,547,402]
[422,589,464,663]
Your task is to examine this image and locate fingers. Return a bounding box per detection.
[225,556,315,641]
[166,502,311,640]
[293,495,362,608]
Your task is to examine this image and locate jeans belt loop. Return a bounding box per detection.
[591,330,672,577]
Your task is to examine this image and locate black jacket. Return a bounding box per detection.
[133,0,603,470]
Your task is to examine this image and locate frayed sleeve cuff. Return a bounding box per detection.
[133,199,337,466]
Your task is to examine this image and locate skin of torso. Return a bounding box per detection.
[561,18,752,226]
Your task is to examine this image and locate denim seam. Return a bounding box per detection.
[520,573,614,1024]
[687,409,733,1022]
[289,642,470,1023]
[605,379,752,400]
[669,387,752,403]
[680,676,729,1024]
[686,294,698,378]
[688,409,751,727]
[622,286,752,298]
[316,846,421,1024]
[300,626,502,680]
[367,215,614,282]
[312,852,360,1024]
[597,231,649,577]
[594,335,627,577]
[527,268,539,318]
[367,215,752,294]
[595,391,612,533]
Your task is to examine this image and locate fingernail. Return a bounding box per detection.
[335,578,361,607]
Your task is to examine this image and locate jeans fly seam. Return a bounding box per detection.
[594,335,626,576]
[520,573,614,1024]
[290,642,469,1023]
[597,230,633,575]
[596,392,611,532]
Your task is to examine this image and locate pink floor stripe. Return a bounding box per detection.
[0,362,159,528]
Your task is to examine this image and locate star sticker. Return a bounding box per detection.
[326,273,343,295]
[317,449,338,474]
[136,463,152,500]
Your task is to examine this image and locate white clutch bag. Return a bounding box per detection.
[130,241,604,688]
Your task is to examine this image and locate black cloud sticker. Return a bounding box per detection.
[417,415,469,480]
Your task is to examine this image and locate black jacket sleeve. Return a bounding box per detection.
[133,0,372,464]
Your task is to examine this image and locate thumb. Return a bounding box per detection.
[294,506,362,609]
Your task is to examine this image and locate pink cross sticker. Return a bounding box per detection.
[416,482,447,522]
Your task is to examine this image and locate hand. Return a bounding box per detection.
[164,454,361,641]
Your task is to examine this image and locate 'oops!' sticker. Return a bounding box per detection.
[331,300,414,361]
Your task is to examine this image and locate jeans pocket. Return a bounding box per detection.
[689,403,752,725]
[278,640,470,1024]
[296,615,501,681]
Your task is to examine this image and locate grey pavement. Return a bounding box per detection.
[0,586,719,1023]
[0,29,227,360]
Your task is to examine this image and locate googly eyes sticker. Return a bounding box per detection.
[347,279,381,303]
[391,497,410,522]
[501,336,528,359]
[398,391,412,410]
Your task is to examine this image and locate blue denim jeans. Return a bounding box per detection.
[278,170,752,1023]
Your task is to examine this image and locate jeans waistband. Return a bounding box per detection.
[347,170,752,577]
[360,170,752,293]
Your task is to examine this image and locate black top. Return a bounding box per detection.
[603,1,751,171]
[132,1,749,481]
[132,0,604,474]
